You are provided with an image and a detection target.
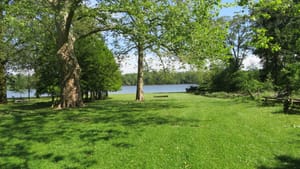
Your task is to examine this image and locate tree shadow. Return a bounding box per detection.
[76,100,202,128]
[258,155,300,169]
[79,128,129,144]
[12,101,53,110]
[0,98,203,168]
[0,142,31,169]
[272,109,300,115]
[112,142,134,148]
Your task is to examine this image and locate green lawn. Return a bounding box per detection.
[0,93,299,169]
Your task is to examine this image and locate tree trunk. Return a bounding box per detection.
[136,43,144,101]
[0,2,7,104]
[0,60,7,104]
[57,36,83,108]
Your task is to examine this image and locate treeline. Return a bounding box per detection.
[122,71,200,85]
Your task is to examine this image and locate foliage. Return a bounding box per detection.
[34,55,60,99]
[75,35,122,100]
[207,14,255,93]
[34,30,59,99]
[7,74,26,93]
[7,73,36,94]
[0,94,298,168]
[159,1,229,67]
[207,61,267,95]
[249,0,300,94]
[2,0,59,102]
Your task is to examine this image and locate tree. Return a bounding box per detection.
[107,0,228,101]
[75,35,122,100]
[250,0,300,95]
[226,15,252,71]
[208,15,253,92]
[104,0,172,101]
[0,0,11,103]
[35,53,61,103]
[1,0,51,103]
[7,0,116,108]
[8,74,27,97]
[249,0,300,111]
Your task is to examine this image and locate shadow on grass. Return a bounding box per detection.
[12,101,53,110]
[112,142,134,149]
[0,99,200,168]
[272,109,300,115]
[258,155,300,169]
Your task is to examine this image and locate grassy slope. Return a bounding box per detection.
[0,93,299,169]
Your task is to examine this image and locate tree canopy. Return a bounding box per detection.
[75,35,122,100]
[249,0,300,95]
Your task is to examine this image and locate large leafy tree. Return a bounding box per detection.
[1,0,53,103]
[104,0,172,101]
[250,0,300,96]
[106,0,228,101]
[75,35,122,100]
[1,0,28,103]
[6,0,115,108]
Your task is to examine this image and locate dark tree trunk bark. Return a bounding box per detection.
[57,36,83,108]
[136,43,144,101]
[0,2,7,104]
[0,60,7,104]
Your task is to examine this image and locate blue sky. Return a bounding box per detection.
[219,0,246,17]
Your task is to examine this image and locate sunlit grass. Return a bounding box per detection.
[0,93,299,169]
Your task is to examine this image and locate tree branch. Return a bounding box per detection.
[115,45,136,56]
[78,26,117,40]
[65,1,81,37]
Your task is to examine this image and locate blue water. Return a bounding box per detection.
[7,89,43,98]
[7,84,197,98]
[110,84,197,94]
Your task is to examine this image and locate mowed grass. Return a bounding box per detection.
[0,93,299,169]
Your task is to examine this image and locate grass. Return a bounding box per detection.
[0,93,299,169]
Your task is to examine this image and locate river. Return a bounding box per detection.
[110,84,197,94]
[7,84,197,98]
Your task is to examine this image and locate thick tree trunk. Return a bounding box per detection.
[136,43,144,101]
[57,36,83,108]
[0,60,7,104]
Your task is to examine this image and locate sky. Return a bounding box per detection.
[113,0,261,74]
[219,0,247,16]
